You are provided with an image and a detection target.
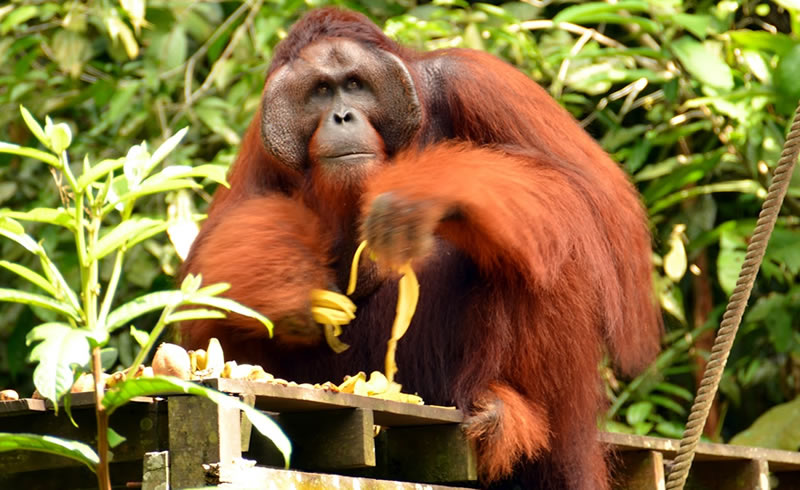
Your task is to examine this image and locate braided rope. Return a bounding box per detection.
[665,103,800,490]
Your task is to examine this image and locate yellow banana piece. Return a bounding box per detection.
[324,324,350,353]
[312,306,355,325]
[310,289,356,318]
[385,262,419,383]
[347,240,369,295]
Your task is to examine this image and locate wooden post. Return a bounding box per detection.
[167,396,242,488]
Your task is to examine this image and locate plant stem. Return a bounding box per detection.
[92,345,111,490]
[98,204,133,330]
[126,304,174,377]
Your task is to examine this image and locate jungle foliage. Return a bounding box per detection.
[2,0,800,449]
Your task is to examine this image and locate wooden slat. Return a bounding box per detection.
[686,459,769,490]
[206,462,475,489]
[601,432,800,470]
[0,401,167,473]
[381,424,477,483]
[142,451,169,490]
[773,468,800,490]
[204,378,463,426]
[0,393,154,417]
[167,395,242,488]
[613,450,665,490]
[0,398,46,415]
[275,408,376,470]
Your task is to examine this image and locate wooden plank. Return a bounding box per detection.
[272,408,376,470]
[0,460,142,489]
[206,462,475,489]
[685,459,769,490]
[0,400,167,473]
[142,451,169,490]
[0,398,46,415]
[612,450,665,490]
[601,432,800,470]
[381,424,477,484]
[773,468,800,490]
[0,393,154,417]
[167,395,242,488]
[240,393,255,453]
[205,378,463,426]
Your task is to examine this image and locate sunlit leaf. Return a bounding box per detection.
[0,289,81,321]
[91,217,168,261]
[731,396,800,451]
[1,207,74,230]
[0,260,57,296]
[0,142,60,167]
[0,433,98,470]
[27,324,91,405]
[671,37,734,91]
[663,225,687,282]
[102,376,291,466]
[625,401,654,426]
[106,291,184,332]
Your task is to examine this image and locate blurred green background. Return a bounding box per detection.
[2,0,800,449]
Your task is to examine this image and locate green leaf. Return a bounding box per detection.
[625,401,654,426]
[0,260,57,296]
[654,382,693,402]
[650,394,687,416]
[553,1,649,24]
[730,396,800,451]
[106,428,127,449]
[0,433,98,470]
[0,142,60,167]
[19,106,49,148]
[187,295,272,334]
[0,288,81,321]
[775,44,800,104]
[106,291,184,332]
[0,5,38,35]
[76,157,125,192]
[91,217,168,261]
[655,421,684,439]
[27,324,91,405]
[104,178,202,213]
[728,30,795,56]
[102,376,291,467]
[649,180,762,215]
[766,309,793,353]
[774,0,800,12]
[129,325,150,348]
[717,230,747,296]
[0,215,41,253]
[671,37,734,91]
[44,119,72,154]
[146,127,189,175]
[195,282,230,297]
[663,227,687,282]
[165,308,226,324]
[671,13,711,39]
[1,207,75,230]
[101,347,119,370]
[658,279,686,324]
[146,164,229,188]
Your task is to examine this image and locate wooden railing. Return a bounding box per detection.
[1,380,799,489]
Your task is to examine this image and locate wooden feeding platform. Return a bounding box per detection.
[1,379,799,489]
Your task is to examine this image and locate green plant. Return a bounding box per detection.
[0,107,290,489]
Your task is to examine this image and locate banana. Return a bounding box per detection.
[310,288,356,318]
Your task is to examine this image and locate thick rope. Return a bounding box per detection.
[665,102,800,490]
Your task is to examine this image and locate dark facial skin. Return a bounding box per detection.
[260,39,422,173]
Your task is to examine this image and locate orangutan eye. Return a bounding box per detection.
[346,77,361,90]
[316,83,331,96]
